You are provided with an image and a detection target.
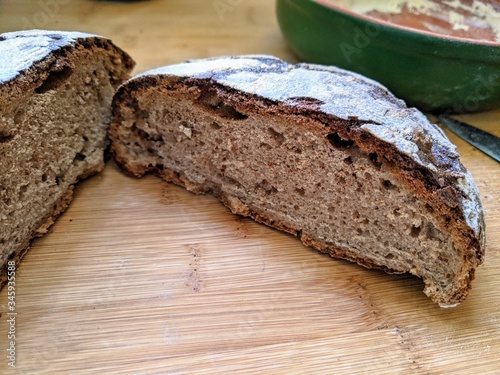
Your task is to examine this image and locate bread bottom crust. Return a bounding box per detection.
[121,162,471,307]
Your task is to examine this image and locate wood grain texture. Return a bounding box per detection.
[0,1,499,374]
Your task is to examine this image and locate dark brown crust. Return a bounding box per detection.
[110,56,485,306]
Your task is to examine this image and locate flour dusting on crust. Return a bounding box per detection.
[0,30,95,83]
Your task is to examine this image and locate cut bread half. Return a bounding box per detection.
[0,30,135,286]
[110,55,485,307]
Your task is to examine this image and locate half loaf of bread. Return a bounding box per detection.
[110,55,485,307]
[0,30,135,286]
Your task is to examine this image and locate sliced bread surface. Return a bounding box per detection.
[0,30,135,285]
[110,55,485,307]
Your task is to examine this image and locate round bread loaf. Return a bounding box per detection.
[110,55,485,307]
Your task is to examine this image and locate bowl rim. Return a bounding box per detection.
[313,0,500,47]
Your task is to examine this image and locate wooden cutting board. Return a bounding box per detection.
[1,1,500,374]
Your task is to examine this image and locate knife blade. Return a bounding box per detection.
[438,115,500,163]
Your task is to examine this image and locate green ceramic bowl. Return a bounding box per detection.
[276,0,500,113]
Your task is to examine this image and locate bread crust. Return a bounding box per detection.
[0,30,135,288]
[111,55,485,306]
[0,30,134,103]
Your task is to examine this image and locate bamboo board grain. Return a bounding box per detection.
[1,1,500,374]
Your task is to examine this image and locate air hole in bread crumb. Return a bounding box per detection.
[256,179,277,195]
[0,131,13,143]
[198,89,248,120]
[137,128,152,140]
[267,127,285,146]
[410,225,421,238]
[267,186,278,195]
[215,104,247,120]
[393,208,401,217]
[381,179,397,190]
[55,175,62,186]
[41,173,48,182]
[426,225,440,241]
[369,152,382,170]
[35,66,73,94]
[343,156,353,164]
[327,133,354,149]
[386,253,394,260]
[198,89,221,107]
[74,153,86,161]
[295,187,305,196]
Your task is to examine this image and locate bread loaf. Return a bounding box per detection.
[0,30,134,285]
[109,55,485,307]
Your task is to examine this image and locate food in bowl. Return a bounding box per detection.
[276,0,500,112]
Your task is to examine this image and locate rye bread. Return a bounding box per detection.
[109,55,485,307]
[0,30,135,286]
